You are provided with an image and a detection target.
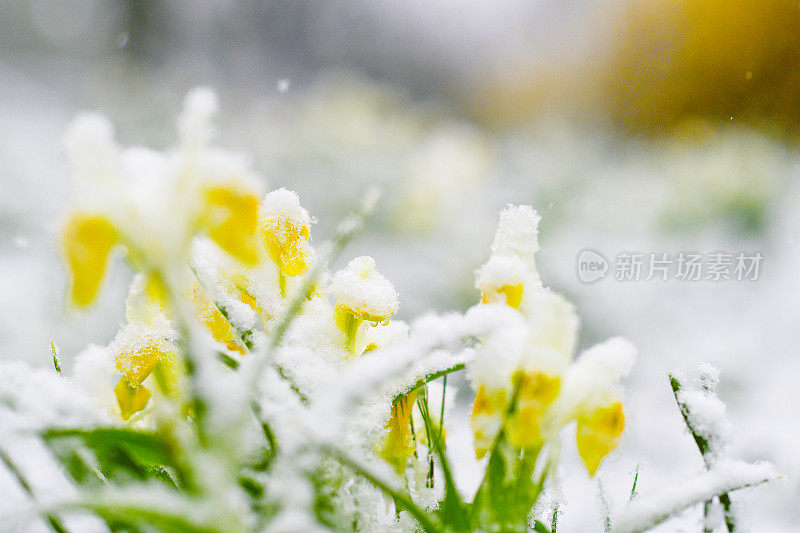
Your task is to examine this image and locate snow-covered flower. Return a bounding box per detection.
[475,205,542,310]
[107,277,180,420]
[554,336,636,476]
[189,279,246,354]
[28,89,687,533]
[468,205,635,476]
[61,88,263,308]
[329,256,399,354]
[259,188,313,281]
[382,390,420,473]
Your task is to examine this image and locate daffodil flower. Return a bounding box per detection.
[469,289,577,458]
[62,214,118,307]
[476,255,527,308]
[61,88,263,310]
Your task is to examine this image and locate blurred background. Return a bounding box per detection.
[1,0,799,530]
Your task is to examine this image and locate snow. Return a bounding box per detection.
[307,304,520,445]
[558,337,637,414]
[0,361,109,532]
[0,76,792,531]
[328,256,399,321]
[63,112,119,196]
[613,460,778,533]
[177,87,218,151]
[490,205,542,266]
[475,254,529,291]
[259,188,313,242]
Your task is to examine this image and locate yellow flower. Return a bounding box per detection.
[258,188,313,278]
[109,315,177,420]
[190,282,245,354]
[470,371,561,458]
[62,213,117,308]
[470,385,507,459]
[115,341,163,389]
[381,390,419,473]
[114,378,152,421]
[203,184,261,266]
[576,402,625,476]
[476,255,532,310]
[506,371,561,450]
[60,89,263,309]
[124,274,168,324]
[329,256,399,355]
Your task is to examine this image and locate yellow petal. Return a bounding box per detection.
[190,282,237,348]
[145,274,169,308]
[506,372,561,449]
[260,216,311,277]
[381,390,419,472]
[335,305,364,355]
[481,283,524,308]
[62,213,117,307]
[470,385,507,459]
[114,378,151,420]
[152,357,180,398]
[576,402,625,476]
[204,185,260,265]
[114,342,162,388]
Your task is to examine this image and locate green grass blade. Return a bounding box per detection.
[50,341,62,375]
[669,374,736,531]
[394,363,465,405]
[418,389,469,530]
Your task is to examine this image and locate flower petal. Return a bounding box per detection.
[114,378,151,421]
[576,401,625,476]
[62,213,117,307]
[204,184,260,265]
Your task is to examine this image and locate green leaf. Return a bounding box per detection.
[630,464,640,501]
[66,501,213,533]
[42,427,178,487]
[50,341,62,375]
[669,374,736,532]
[44,428,171,466]
[471,440,542,532]
[469,377,545,532]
